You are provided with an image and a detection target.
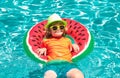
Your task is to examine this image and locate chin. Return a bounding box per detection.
[53,33,63,38]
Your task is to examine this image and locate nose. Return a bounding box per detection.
[56,29,61,31]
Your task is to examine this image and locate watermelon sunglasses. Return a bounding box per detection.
[50,25,65,30]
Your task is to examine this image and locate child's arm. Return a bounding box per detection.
[68,38,79,53]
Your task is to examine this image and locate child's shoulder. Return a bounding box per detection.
[42,38,53,42]
[43,38,49,41]
[63,37,71,41]
[42,38,49,43]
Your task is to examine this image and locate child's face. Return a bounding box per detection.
[50,22,65,38]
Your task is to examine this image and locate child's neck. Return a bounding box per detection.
[52,36,63,39]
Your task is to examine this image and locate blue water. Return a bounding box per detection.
[0,0,120,78]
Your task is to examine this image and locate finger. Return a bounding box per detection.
[77,45,80,51]
[36,48,41,54]
[43,48,47,56]
[43,50,46,56]
[39,52,42,56]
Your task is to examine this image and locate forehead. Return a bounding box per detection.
[51,21,64,25]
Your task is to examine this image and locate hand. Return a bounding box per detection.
[36,48,47,56]
[72,44,80,53]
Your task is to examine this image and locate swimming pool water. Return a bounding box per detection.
[0,0,120,78]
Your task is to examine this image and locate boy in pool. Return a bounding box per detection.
[36,13,84,78]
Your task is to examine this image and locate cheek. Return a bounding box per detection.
[51,31,56,36]
[51,31,54,35]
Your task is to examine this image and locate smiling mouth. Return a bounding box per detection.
[54,30,63,33]
[52,31,63,36]
[55,32,63,34]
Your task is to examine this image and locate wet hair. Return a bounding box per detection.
[45,21,66,39]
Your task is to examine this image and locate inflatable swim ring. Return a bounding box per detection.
[23,18,94,64]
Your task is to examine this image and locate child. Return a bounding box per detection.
[36,13,84,78]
